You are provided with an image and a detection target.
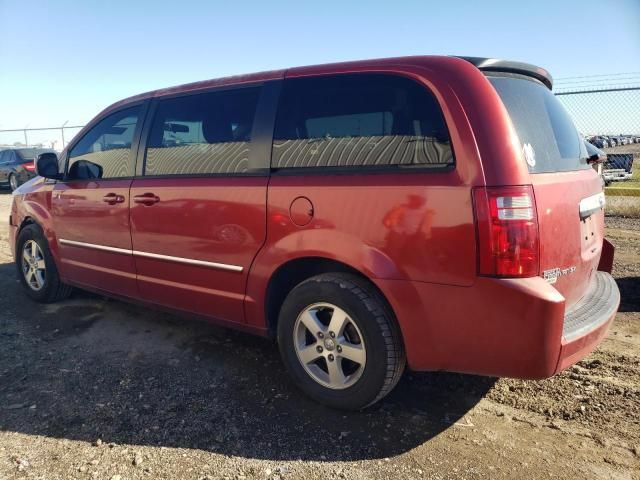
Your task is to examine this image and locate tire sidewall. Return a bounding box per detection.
[15,224,59,302]
[278,277,391,410]
[9,174,19,192]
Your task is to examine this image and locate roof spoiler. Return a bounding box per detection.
[455,56,553,90]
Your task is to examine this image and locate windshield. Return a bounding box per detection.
[16,148,54,161]
[489,75,589,173]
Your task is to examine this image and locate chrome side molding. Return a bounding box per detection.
[132,250,243,272]
[58,238,243,272]
[59,238,131,255]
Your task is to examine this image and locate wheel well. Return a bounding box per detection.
[18,217,35,233]
[13,217,35,250]
[265,257,395,337]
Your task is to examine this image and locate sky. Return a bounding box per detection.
[1,0,639,144]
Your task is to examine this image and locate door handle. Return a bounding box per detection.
[102,193,125,205]
[133,193,160,206]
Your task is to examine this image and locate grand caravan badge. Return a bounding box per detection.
[542,266,577,284]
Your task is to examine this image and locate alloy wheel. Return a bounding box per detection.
[22,240,46,291]
[293,302,367,390]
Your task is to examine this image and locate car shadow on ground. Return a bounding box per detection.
[616,277,640,313]
[0,261,495,461]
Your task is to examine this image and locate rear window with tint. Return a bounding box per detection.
[145,87,260,176]
[272,74,454,170]
[489,75,589,173]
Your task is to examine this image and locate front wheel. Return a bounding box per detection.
[277,273,405,410]
[15,224,73,303]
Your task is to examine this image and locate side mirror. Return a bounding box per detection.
[35,152,62,179]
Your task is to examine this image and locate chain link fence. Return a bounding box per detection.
[555,87,640,137]
[0,124,84,151]
[554,74,640,193]
[554,72,640,138]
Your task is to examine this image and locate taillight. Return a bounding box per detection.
[23,161,36,172]
[473,185,539,277]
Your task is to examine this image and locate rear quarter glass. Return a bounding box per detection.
[488,74,589,173]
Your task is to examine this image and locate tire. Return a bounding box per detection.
[277,273,405,410]
[15,224,73,303]
[9,174,20,192]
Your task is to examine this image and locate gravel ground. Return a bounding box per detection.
[605,197,640,219]
[0,190,638,480]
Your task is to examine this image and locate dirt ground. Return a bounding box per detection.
[0,190,638,480]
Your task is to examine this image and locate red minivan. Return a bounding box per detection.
[9,56,619,409]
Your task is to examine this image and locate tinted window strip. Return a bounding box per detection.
[271,73,455,171]
[142,87,262,177]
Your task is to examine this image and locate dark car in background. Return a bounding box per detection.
[588,136,609,149]
[0,148,55,191]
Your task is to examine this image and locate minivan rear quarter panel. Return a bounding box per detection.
[264,173,476,284]
[245,59,493,333]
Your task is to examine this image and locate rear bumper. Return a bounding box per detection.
[376,271,619,379]
[557,271,619,371]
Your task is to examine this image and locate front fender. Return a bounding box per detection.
[11,182,60,267]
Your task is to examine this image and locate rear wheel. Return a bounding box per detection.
[277,273,405,410]
[9,174,19,192]
[15,224,72,303]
